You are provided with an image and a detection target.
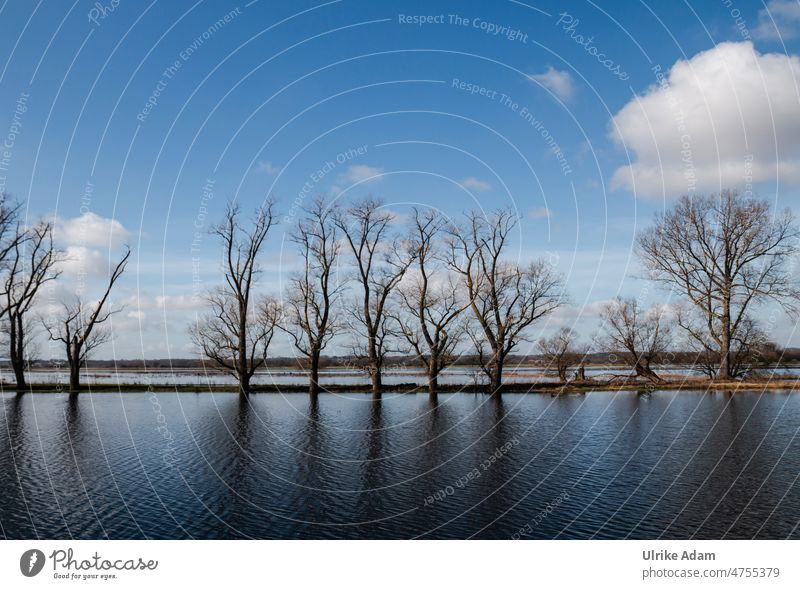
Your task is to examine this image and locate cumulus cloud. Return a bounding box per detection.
[459,176,491,192]
[754,0,800,41]
[59,246,110,278]
[610,42,800,199]
[528,67,576,101]
[338,164,384,185]
[55,212,130,248]
[256,160,281,174]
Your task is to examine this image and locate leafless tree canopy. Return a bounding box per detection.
[1,316,41,368]
[1,220,63,387]
[637,190,799,379]
[44,247,130,392]
[447,209,564,393]
[394,208,469,394]
[0,199,63,389]
[191,201,278,394]
[336,196,414,395]
[676,305,775,379]
[537,327,585,383]
[599,296,671,382]
[190,290,282,386]
[282,195,343,395]
[0,195,22,270]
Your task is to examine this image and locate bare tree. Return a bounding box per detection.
[447,209,564,394]
[43,247,130,393]
[282,196,343,397]
[2,221,62,388]
[190,290,282,393]
[537,327,584,383]
[191,201,277,394]
[394,209,469,396]
[638,190,800,380]
[599,296,671,382]
[336,197,414,396]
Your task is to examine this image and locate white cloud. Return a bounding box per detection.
[610,42,800,199]
[55,212,130,248]
[754,0,800,41]
[338,164,384,184]
[528,207,553,218]
[256,160,281,174]
[155,294,202,311]
[59,246,110,278]
[528,67,576,101]
[459,176,491,192]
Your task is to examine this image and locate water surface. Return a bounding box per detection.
[1,390,798,539]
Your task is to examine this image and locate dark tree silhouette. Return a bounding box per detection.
[447,209,564,394]
[537,327,585,383]
[190,201,278,394]
[282,196,343,397]
[2,221,62,388]
[638,190,799,380]
[43,247,130,393]
[336,197,413,397]
[599,296,671,382]
[395,208,469,396]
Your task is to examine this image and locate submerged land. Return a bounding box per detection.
[2,367,798,395]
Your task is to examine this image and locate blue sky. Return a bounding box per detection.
[0,0,799,359]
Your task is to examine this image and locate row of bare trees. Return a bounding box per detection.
[0,196,131,393]
[193,189,798,396]
[2,189,793,396]
[192,197,567,397]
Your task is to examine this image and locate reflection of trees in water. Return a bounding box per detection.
[1,394,37,536]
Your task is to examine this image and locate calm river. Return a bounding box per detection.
[1,390,798,539]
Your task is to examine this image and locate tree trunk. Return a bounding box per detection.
[557,365,567,383]
[368,333,381,398]
[238,371,251,396]
[370,369,382,399]
[238,299,249,394]
[489,352,503,395]
[717,315,732,380]
[427,357,439,395]
[69,361,80,393]
[309,350,320,397]
[634,360,662,382]
[68,340,81,393]
[9,313,25,389]
[427,355,441,401]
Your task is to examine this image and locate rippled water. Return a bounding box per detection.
[1,390,798,539]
